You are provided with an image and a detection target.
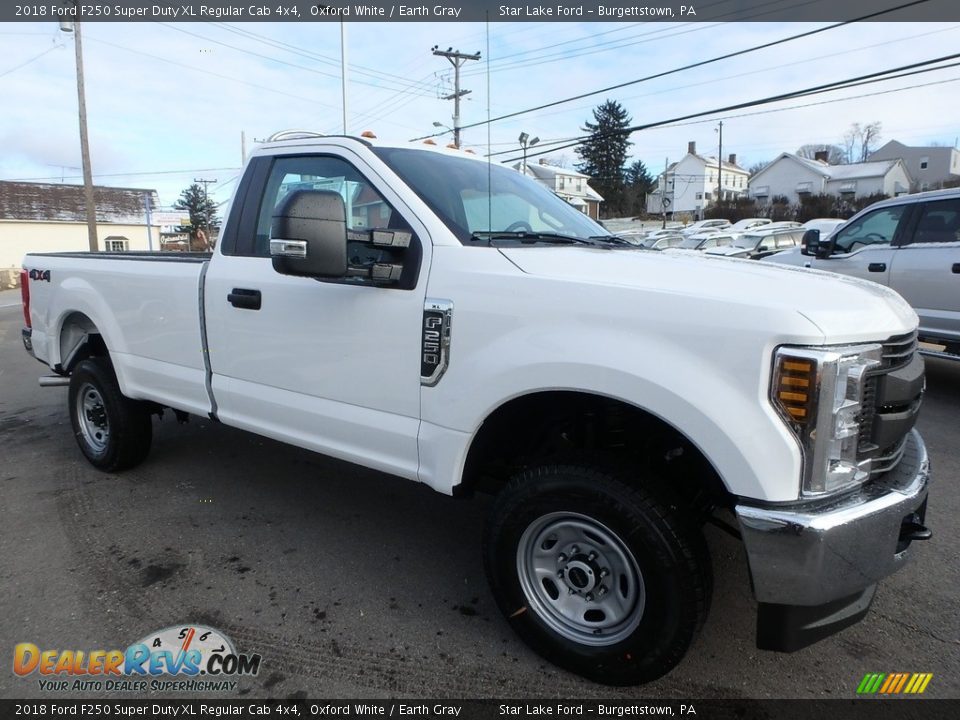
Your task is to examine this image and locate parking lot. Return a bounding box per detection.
[1,293,957,700]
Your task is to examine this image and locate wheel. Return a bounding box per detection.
[68,357,152,472]
[483,463,711,685]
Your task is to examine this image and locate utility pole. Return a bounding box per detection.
[59,12,98,252]
[194,178,217,249]
[716,120,723,211]
[661,157,669,229]
[431,46,481,148]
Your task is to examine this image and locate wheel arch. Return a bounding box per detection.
[57,311,109,374]
[459,389,732,512]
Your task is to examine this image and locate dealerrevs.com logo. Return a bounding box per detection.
[13,625,261,692]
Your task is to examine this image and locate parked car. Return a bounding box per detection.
[727,218,771,234]
[802,217,846,238]
[705,227,805,260]
[675,232,736,251]
[766,189,960,357]
[680,218,732,236]
[639,234,686,250]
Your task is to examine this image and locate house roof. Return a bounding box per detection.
[0,181,160,224]
[751,152,903,182]
[658,154,748,178]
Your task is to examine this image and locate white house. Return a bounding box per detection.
[516,160,604,219]
[0,181,162,277]
[646,141,749,218]
[868,140,960,192]
[748,153,911,206]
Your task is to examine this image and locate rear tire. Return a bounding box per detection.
[68,357,152,472]
[483,463,711,685]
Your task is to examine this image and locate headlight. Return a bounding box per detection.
[771,343,882,497]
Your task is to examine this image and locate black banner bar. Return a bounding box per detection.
[0,700,957,720]
[3,0,959,23]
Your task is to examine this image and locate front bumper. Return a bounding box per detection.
[735,429,930,650]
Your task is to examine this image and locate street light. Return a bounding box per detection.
[59,12,98,252]
[518,132,539,175]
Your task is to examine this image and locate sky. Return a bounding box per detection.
[2,17,960,212]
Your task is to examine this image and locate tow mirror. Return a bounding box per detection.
[270,190,347,278]
[801,229,819,257]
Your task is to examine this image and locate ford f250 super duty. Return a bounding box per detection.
[21,132,932,685]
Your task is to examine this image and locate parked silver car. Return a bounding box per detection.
[765,189,960,356]
[704,227,805,260]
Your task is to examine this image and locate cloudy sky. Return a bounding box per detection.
[2,17,959,210]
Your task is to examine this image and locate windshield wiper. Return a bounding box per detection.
[589,234,636,246]
[472,231,599,246]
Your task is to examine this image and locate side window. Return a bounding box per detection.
[911,199,960,244]
[776,233,799,249]
[248,155,420,288]
[832,206,906,253]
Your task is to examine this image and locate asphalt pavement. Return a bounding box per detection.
[1,300,957,700]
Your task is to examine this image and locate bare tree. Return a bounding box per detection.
[842,122,883,163]
[747,160,770,175]
[796,144,845,164]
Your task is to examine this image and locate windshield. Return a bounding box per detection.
[678,237,703,249]
[372,147,608,244]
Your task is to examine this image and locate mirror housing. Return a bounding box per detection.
[270,190,347,278]
[801,228,834,258]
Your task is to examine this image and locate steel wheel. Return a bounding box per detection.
[76,382,110,453]
[517,511,645,646]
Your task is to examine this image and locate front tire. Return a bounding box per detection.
[68,357,152,472]
[483,463,711,685]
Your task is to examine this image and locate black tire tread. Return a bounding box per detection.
[68,357,152,472]
[483,462,712,685]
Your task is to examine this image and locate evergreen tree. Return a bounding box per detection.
[174,183,219,249]
[575,100,632,217]
[624,159,655,216]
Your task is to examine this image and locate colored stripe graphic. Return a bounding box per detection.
[857,673,932,695]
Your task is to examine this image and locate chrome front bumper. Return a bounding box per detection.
[736,429,930,607]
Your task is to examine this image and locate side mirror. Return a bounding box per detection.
[758,245,770,253]
[270,190,347,278]
[801,229,819,257]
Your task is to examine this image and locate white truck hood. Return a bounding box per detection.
[499,246,917,342]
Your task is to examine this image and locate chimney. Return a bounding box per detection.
[687,141,696,155]
[814,150,829,163]
[539,158,548,165]
[728,153,737,166]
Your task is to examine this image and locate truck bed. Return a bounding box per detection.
[23,251,213,417]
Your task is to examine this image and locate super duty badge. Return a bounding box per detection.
[421,299,453,386]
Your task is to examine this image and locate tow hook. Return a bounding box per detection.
[899,520,932,543]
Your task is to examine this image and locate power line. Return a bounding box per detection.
[0,45,62,79]
[410,0,931,142]
[6,167,241,183]
[159,23,434,97]
[495,52,960,164]
[83,35,337,109]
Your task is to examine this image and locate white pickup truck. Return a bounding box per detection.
[21,133,931,685]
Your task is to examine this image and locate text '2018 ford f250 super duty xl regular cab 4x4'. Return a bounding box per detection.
[21,133,931,685]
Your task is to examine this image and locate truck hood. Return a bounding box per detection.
[498,246,917,341]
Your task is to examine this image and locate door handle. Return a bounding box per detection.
[228,288,262,310]
[868,263,886,273]
[953,263,960,274]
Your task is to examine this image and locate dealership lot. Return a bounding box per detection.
[1,297,957,700]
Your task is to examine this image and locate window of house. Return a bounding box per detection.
[696,192,703,200]
[704,192,712,200]
[103,237,129,252]
[559,177,565,189]
[920,157,929,170]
